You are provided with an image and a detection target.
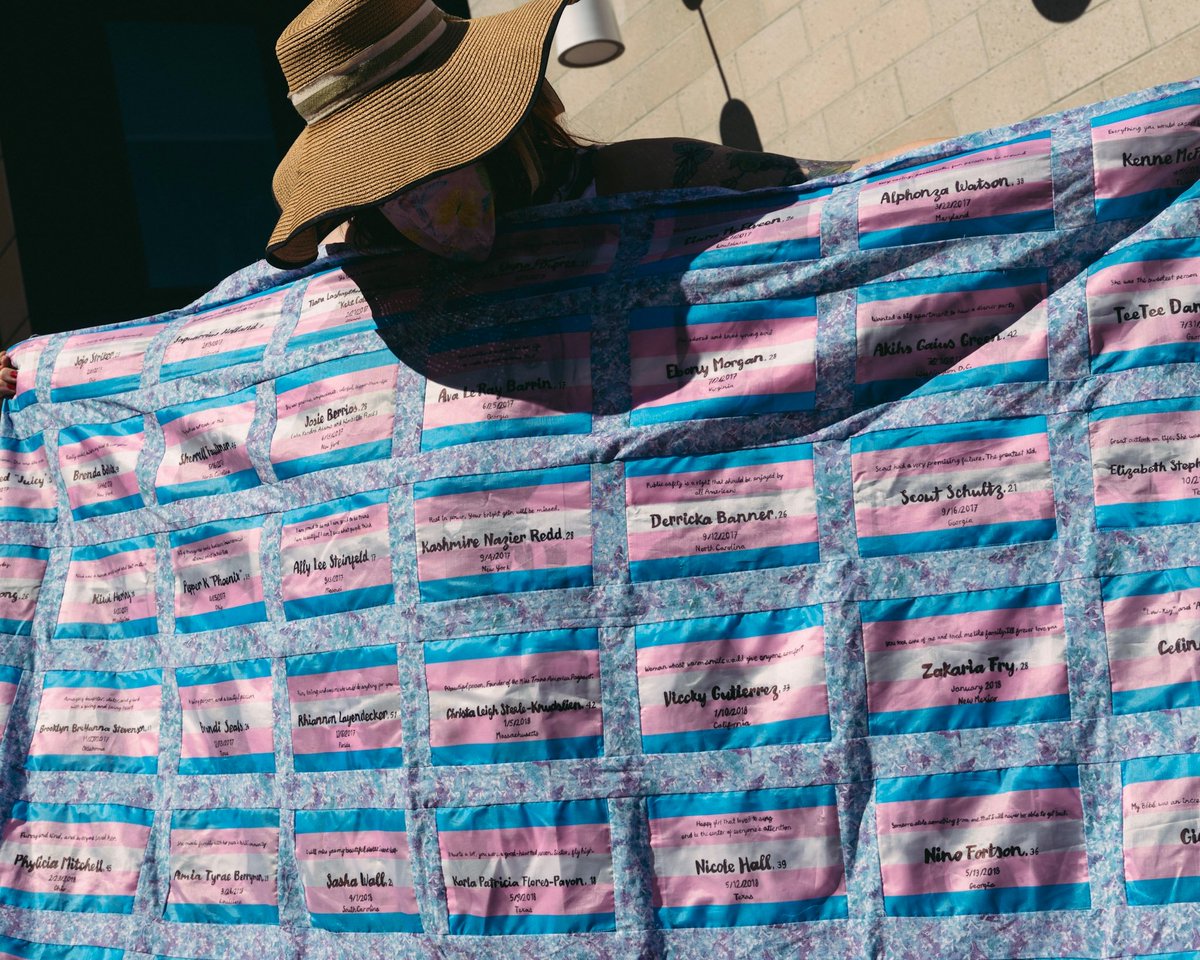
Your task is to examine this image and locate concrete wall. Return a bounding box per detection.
[503,0,1200,162]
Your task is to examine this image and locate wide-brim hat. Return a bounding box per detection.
[267,0,573,268]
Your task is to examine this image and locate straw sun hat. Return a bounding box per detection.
[266,0,575,268]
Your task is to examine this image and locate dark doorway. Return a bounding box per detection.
[0,2,304,335]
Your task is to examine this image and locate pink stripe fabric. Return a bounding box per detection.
[446,881,614,917]
[414,480,588,525]
[1124,842,1200,882]
[0,865,142,896]
[431,706,601,746]
[650,807,840,846]
[439,822,609,859]
[37,684,159,711]
[291,720,403,755]
[417,530,592,582]
[632,350,816,409]
[295,832,411,859]
[426,649,599,691]
[1103,588,1200,630]
[305,882,417,914]
[867,661,1067,711]
[180,727,274,757]
[1110,652,1200,692]
[628,513,817,563]
[1,818,150,847]
[862,604,1062,653]
[286,665,398,703]
[626,461,813,507]
[180,675,272,709]
[877,787,1084,833]
[852,433,1050,478]
[30,728,159,758]
[171,827,278,855]
[1123,776,1200,811]
[881,849,1088,895]
[162,291,282,366]
[855,488,1056,539]
[52,325,164,391]
[639,681,826,735]
[175,574,263,620]
[860,139,1052,233]
[654,865,845,905]
[643,197,824,264]
[637,627,822,673]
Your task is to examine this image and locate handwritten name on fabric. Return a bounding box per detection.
[293,808,421,932]
[164,808,278,925]
[646,786,846,927]
[0,803,153,914]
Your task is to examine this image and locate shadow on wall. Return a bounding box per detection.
[1032,0,1090,22]
[681,0,763,152]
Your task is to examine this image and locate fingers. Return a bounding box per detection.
[0,351,16,399]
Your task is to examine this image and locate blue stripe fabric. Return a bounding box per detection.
[0,934,125,960]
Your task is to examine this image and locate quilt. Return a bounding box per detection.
[2,79,1200,959]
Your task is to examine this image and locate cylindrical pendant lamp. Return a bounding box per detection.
[554,0,624,67]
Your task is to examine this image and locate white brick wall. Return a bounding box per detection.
[543,0,1200,160]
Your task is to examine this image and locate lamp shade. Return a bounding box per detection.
[554,0,624,67]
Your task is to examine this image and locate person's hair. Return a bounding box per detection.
[345,85,586,250]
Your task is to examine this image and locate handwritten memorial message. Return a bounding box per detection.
[646,786,846,928]
[155,386,259,503]
[1122,754,1200,905]
[414,464,592,602]
[635,606,828,753]
[1092,88,1200,221]
[1102,566,1200,714]
[26,669,161,774]
[177,659,274,776]
[859,133,1054,248]
[425,628,602,766]
[165,809,279,925]
[638,190,827,273]
[0,802,153,914]
[625,444,818,581]
[0,435,55,523]
[0,546,48,636]
[50,321,164,402]
[286,645,403,773]
[851,417,1056,557]
[422,315,591,450]
[1090,395,1200,529]
[53,537,156,640]
[875,765,1090,916]
[294,809,421,933]
[629,298,817,425]
[271,349,397,480]
[861,583,1068,735]
[169,517,265,634]
[438,799,615,935]
[1087,237,1200,374]
[289,263,419,351]
[160,290,284,382]
[57,417,145,521]
[855,269,1048,406]
[280,489,393,620]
